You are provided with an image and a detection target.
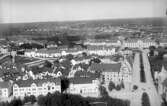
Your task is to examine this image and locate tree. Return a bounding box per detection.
[61,78,70,93]
[141,92,151,106]
[44,60,52,68]
[37,95,46,106]
[66,54,74,61]
[29,95,36,104]
[91,58,101,64]
[133,85,138,90]
[115,85,121,91]
[99,86,108,98]
[10,98,23,106]
[108,81,115,91]
[82,52,87,57]
[120,81,125,89]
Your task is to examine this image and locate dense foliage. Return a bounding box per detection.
[141,92,151,106]
[0,92,130,106]
[140,53,146,82]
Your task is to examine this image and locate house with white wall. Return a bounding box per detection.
[67,77,100,97]
[0,81,12,98]
[13,78,61,98]
[89,62,132,83]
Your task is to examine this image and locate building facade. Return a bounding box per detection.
[13,79,61,97]
[67,77,100,97]
[89,62,132,84]
[0,82,11,98]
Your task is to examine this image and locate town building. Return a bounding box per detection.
[161,78,167,101]
[84,39,121,47]
[0,82,12,98]
[13,78,61,98]
[123,39,156,48]
[157,65,167,101]
[0,47,8,54]
[67,77,100,97]
[89,61,132,84]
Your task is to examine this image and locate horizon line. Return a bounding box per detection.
[0,16,166,25]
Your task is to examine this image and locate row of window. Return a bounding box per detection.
[14,86,59,93]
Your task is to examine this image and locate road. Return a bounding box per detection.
[130,53,142,106]
[130,50,161,106]
[142,50,161,106]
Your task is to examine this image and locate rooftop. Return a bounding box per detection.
[0,81,11,89]
[89,63,121,72]
[14,78,61,87]
[162,78,167,87]
[69,77,98,84]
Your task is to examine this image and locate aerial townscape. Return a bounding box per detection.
[0,17,166,106]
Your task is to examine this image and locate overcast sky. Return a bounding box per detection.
[0,0,166,23]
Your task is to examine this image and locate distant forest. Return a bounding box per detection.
[0,17,166,36]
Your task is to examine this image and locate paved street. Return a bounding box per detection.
[142,50,161,106]
[130,53,142,106]
[130,50,161,106]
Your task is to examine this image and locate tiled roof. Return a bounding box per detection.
[89,63,121,72]
[162,78,167,87]
[87,45,114,50]
[74,71,97,78]
[69,77,97,84]
[14,78,61,87]
[30,66,53,74]
[0,81,11,89]
[162,59,167,71]
[126,56,134,67]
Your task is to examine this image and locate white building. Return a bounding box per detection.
[84,40,121,46]
[67,77,100,97]
[89,62,132,83]
[123,40,156,48]
[0,82,11,98]
[13,78,61,98]
[0,47,8,54]
[157,65,167,98]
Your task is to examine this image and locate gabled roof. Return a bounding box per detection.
[30,66,53,74]
[126,56,134,67]
[89,63,121,72]
[14,78,61,87]
[0,81,11,89]
[69,77,97,84]
[162,78,167,87]
[162,59,167,71]
[74,71,98,78]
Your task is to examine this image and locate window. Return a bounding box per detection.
[14,84,18,88]
[14,89,18,92]
[48,86,51,90]
[80,90,82,94]
[14,93,18,96]
[32,88,36,91]
[20,89,24,91]
[38,88,42,90]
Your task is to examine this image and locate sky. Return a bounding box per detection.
[0,0,166,23]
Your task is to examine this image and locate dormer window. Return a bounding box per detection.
[31,83,36,87]
[13,84,18,88]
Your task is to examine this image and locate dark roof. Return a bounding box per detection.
[162,78,167,87]
[126,56,133,67]
[69,77,97,84]
[0,81,11,88]
[89,63,121,72]
[162,58,167,71]
[74,71,97,78]
[30,66,53,74]
[14,78,61,87]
